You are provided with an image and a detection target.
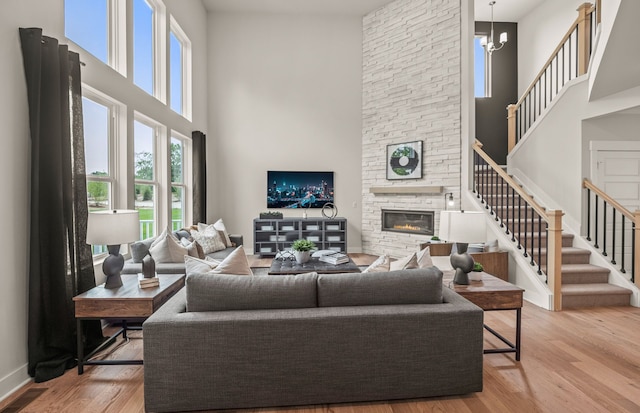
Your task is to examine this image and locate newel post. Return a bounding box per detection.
[507,104,516,153]
[547,210,564,311]
[634,211,640,288]
[576,3,592,76]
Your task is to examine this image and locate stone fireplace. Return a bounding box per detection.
[381,209,434,236]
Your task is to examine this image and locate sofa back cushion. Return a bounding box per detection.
[317,268,443,307]
[186,272,318,312]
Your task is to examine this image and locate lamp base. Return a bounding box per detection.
[103,244,125,289]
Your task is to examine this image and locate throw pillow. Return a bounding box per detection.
[149,230,189,263]
[362,254,390,273]
[390,252,418,271]
[180,237,205,259]
[211,246,253,275]
[213,218,232,247]
[191,227,227,254]
[416,246,434,268]
[130,236,156,263]
[184,255,221,275]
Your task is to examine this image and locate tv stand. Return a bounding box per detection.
[253,217,347,257]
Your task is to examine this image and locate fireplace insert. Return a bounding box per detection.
[381,209,434,235]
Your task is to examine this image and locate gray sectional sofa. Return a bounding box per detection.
[143,268,484,412]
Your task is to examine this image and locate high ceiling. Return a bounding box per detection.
[201,0,546,21]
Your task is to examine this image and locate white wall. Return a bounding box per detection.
[517,0,586,96]
[0,0,208,401]
[207,12,363,252]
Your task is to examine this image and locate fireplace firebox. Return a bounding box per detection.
[381,209,434,235]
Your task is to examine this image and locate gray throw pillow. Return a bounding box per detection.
[130,237,156,263]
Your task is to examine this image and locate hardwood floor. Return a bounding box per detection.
[3,278,640,412]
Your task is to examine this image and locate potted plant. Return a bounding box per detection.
[291,239,316,264]
[469,262,484,282]
[260,211,283,219]
[430,235,442,243]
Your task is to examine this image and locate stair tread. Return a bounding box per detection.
[561,263,610,273]
[540,247,591,255]
[562,283,632,296]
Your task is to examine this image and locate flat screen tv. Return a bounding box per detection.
[267,171,334,209]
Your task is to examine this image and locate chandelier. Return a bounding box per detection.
[480,1,507,55]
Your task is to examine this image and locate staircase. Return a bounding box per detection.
[475,165,632,309]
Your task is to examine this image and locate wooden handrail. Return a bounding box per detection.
[513,17,581,109]
[583,178,634,221]
[473,141,548,220]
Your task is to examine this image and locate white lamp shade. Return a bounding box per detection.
[439,211,487,244]
[86,209,140,245]
[499,32,508,44]
[479,36,487,46]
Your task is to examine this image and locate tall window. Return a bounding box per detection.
[169,17,191,118]
[65,0,108,63]
[134,119,157,239]
[133,0,154,95]
[170,135,186,230]
[83,89,121,255]
[475,35,490,98]
[169,31,182,114]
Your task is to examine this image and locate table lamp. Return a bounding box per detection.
[86,210,140,288]
[439,210,487,285]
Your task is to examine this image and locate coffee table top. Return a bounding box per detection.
[268,257,361,275]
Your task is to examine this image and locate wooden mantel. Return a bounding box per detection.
[369,186,443,195]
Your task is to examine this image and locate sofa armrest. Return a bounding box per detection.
[229,234,243,246]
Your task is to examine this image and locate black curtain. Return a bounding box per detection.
[192,131,207,224]
[20,28,104,382]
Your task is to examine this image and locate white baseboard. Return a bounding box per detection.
[0,363,30,404]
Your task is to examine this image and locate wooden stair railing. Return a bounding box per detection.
[473,141,564,310]
[507,2,599,152]
[583,178,640,288]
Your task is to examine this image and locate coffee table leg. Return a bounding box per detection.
[77,319,84,375]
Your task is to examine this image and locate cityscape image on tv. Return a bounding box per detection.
[267,171,334,208]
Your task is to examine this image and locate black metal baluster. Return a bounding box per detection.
[523,205,529,258]
[517,194,522,249]
[487,167,493,212]
[594,194,599,248]
[632,222,636,283]
[621,217,626,273]
[611,210,617,264]
[602,201,608,256]
[511,186,516,242]
[586,188,591,241]
[530,210,535,266]
[538,215,543,276]
[499,175,504,226]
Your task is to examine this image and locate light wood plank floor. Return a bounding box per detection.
[3,280,640,412]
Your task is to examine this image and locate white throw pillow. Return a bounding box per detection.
[211,246,253,276]
[213,218,232,247]
[191,226,227,254]
[362,254,390,273]
[149,230,189,263]
[390,252,419,271]
[184,255,221,275]
[416,246,434,268]
[180,237,205,259]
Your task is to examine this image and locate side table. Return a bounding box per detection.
[443,271,523,360]
[73,273,184,374]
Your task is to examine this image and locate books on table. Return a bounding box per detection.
[138,273,159,289]
[318,252,349,265]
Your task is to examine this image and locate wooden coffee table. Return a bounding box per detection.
[268,257,361,275]
[443,271,524,360]
[73,273,185,374]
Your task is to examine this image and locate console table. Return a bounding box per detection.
[73,273,184,374]
[253,217,347,257]
[443,271,523,360]
[420,242,509,281]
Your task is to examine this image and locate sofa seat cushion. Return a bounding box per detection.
[186,272,318,312]
[317,268,443,307]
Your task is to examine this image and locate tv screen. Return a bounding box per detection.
[267,171,334,209]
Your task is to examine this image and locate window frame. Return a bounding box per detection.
[169,131,192,230]
[169,16,192,120]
